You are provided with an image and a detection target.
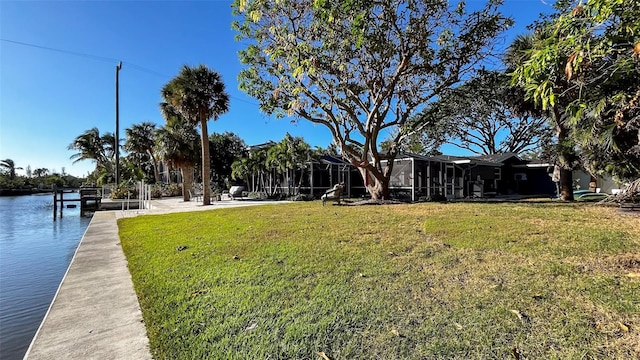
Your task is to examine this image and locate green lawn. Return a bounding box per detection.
[119,202,640,359]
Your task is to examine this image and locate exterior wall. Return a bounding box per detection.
[572,170,620,194]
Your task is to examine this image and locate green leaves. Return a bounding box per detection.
[233,0,512,198]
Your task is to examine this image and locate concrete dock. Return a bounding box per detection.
[25,197,287,359]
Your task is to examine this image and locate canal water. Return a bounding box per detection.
[0,194,91,359]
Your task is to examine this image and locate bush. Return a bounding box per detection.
[150,185,164,199]
[161,184,183,197]
[111,184,138,199]
[247,192,267,200]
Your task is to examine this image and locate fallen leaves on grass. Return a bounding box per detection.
[618,322,629,332]
[317,351,331,360]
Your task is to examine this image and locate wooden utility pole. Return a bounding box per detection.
[115,61,122,186]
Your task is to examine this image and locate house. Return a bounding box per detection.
[383,152,557,201]
[239,143,618,201]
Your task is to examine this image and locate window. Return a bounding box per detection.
[494,167,501,180]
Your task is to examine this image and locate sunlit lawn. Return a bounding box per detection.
[119,202,640,359]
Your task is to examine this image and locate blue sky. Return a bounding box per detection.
[0,0,556,177]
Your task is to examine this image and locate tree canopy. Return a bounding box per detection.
[161,65,230,205]
[68,127,116,184]
[233,0,512,199]
[209,132,247,189]
[512,0,640,182]
[416,70,552,155]
[124,121,160,183]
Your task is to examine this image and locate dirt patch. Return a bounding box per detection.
[585,253,640,278]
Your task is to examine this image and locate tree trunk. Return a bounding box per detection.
[150,154,160,184]
[200,113,211,205]
[359,167,390,200]
[558,167,573,201]
[554,108,574,201]
[181,165,194,202]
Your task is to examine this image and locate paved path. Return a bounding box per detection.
[24,211,151,360]
[25,198,287,359]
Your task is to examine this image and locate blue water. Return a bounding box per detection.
[0,194,91,360]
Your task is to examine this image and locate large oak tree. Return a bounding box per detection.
[233,0,511,199]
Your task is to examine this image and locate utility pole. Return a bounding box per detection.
[115,61,122,186]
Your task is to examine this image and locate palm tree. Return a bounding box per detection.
[0,159,22,179]
[161,65,230,205]
[68,128,116,181]
[248,148,269,194]
[267,134,313,196]
[231,157,251,188]
[124,121,160,183]
[157,104,201,201]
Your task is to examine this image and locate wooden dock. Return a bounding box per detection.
[53,188,101,220]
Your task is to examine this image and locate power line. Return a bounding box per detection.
[1,38,120,63]
[1,38,260,106]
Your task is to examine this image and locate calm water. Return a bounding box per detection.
[0,194,91,359]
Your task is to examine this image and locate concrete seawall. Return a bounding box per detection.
[24,197,288,359]
[24,211,151,359]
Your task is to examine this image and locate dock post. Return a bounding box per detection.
[53,187,57,221]
[80,190,86,217]
[59,190,64,218]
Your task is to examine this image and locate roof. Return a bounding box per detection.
[246,141,276,151]
[318,155,349,165]
[470,152,521,163]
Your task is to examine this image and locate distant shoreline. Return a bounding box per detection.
[0,188,74,196]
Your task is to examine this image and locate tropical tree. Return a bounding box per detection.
[209,132,247,189]
[513,0,639,183]
[230,157,251,189]
[233,0,511,199]
[157,104,201,201]
[161,65,230,205]
[68,127,116,183]
[0,159,22,179]
[33,168,49,178]
[266,134,313,196]
[509,31,580,201]
[124,121,161,183]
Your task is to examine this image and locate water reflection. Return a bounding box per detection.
[0,194,91,359]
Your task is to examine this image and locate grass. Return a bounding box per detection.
[118,202,640,359]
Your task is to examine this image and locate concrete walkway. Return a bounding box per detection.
[25,198,287,359]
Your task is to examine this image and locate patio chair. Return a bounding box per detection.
[189,186,203,202]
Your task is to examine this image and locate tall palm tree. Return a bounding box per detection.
[157,104,201,201]
[0,159,22,179]
[124,121,160,183]
[68,128,116,182]
[161,65,230,205]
